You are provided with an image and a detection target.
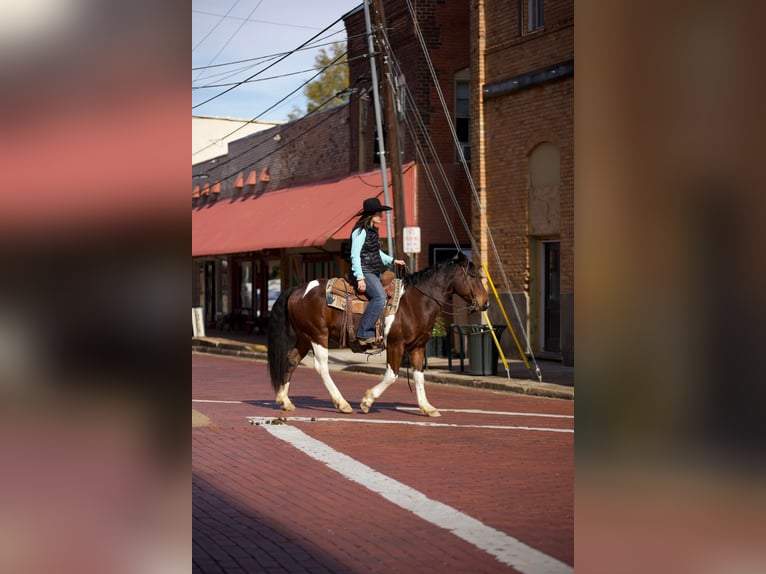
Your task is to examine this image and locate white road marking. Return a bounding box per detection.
[396,406,573,419]
[259,422,573,574]
[192,399,243,404]
[248,415,572,433]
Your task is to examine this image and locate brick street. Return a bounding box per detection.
[193,353,573,573]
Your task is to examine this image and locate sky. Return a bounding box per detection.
[192,0,363,122]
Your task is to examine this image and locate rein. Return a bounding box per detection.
[411,283,444,310]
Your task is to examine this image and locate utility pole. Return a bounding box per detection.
[362,0,394,255]
[373,0,406,260]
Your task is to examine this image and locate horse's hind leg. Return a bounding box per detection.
[275,346,306,411]
[311,343,353,413]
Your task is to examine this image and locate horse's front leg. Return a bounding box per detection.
[360,365,399,414]
[359,344,402,413]
[410,346,440,417]
[311,343,353,413]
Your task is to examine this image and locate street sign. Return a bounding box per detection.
[403,226,421,254]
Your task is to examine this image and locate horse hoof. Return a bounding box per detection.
[337,401,353,414]
[360,390,374,414]
[281,402,296,412]
[420,407,441,417]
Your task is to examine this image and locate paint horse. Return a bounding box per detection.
[267,252,489,417]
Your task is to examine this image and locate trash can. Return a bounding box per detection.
[466,325,505,376]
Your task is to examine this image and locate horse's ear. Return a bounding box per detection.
[456,251,468,265]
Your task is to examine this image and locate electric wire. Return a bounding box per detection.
[194,55,363,90]
[192,33,356,72]
[193,0,241,53]
[193,1,263,84]
[192,9,329,31]
[193,32,356,88]
[193,51,354,162]
[193,13,349,110]
[194,82,357,186]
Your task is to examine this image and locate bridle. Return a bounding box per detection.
[459,263,484,313]
[411,262,484,313]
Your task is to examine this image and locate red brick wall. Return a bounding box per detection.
[476,0,574,363]
[198,106,351,200]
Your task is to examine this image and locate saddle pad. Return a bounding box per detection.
[326,278,365,313]
[326,277,403,315]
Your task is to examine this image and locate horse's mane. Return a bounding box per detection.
[403,259,460,287]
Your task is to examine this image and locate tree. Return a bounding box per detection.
[287,42,349,120]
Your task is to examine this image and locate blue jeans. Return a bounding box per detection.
[357,272,385,339]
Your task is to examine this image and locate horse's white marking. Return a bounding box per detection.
[396,407,574,419]
[302,280,320,298]
[275,381,294,410]
[383,313,395,338]
[247,416,573,433]
[311,343,352,412]
[366,364,398,402]
[258,422,573,573]
[413,369,438,415]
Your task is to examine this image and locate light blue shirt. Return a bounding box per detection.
[350,227,393,279]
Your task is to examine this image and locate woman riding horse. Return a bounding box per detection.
[267,251,489,417]
[350,197,406,348]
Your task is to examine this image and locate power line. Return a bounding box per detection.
[192,50,352,160]
[192,10,328,31]
[192,33,352,72]
[193,54,362,90]
[192,14,348,110]
[193,89,353,189]
[193,0,265,84]
[193,1,241,53]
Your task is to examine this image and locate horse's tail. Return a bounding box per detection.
[267,286,295,393]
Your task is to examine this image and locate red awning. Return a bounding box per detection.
[192,164,415,257]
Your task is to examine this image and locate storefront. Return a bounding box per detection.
[192,166,415,332]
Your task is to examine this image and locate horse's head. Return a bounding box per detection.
[453,252,490,313]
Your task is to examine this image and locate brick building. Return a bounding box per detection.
[472,0,574,365]
[192,0,574,368]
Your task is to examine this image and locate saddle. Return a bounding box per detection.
[325,270,403,348]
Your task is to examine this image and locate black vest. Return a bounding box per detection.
[353,224,383,276]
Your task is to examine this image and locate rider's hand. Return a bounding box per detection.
[357,278,366,292]
[394,259,406,266]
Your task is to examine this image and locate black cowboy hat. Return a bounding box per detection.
[356,197,393,216]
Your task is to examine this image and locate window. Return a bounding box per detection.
[528,0,544,32]
[455,69,470,163]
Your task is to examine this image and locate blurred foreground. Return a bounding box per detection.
[0,1,764,572]
[0,2,188,573]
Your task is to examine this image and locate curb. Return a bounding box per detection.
[192,340,573,400]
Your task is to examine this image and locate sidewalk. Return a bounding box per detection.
[192,328,573,400]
